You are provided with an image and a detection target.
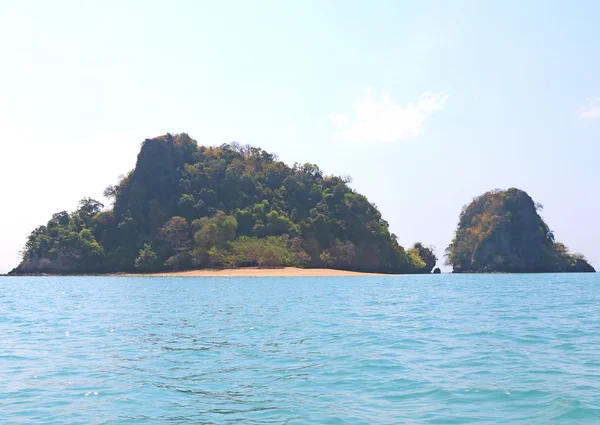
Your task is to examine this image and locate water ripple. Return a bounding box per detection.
[1,274,600,424]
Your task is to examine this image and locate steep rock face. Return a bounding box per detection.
[446,188,594,273]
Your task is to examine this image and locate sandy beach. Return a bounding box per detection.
[121,267,391,277]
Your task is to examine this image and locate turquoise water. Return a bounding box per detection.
[1,274,600,424]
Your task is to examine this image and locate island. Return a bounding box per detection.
[445,188,595,273]
[10,133,437,276]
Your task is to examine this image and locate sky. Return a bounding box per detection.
[1,0,599,273]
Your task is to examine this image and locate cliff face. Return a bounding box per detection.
[445,188,595,273]
[12,133,437,275]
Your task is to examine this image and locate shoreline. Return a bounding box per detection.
[118,267,393,277]
[2,267,396,277]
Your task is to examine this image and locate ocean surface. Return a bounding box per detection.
[1,274,600,424]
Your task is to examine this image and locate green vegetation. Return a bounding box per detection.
[445,188,595,273]
[12,133,437,275]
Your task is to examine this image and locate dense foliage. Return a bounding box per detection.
[12,133,437,274]
[445,188,594,273]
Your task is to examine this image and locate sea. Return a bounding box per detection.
[1,274,599,424]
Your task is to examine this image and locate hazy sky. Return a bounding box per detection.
[1,0,599,273]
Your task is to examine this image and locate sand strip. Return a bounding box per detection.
[120,267,392,277]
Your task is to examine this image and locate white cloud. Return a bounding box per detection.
[579,98,600,119]
[329,113,350,128]
[329,91,448,143]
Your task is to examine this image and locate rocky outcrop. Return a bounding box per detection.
[9,257,79,275]
[446,188,595,273]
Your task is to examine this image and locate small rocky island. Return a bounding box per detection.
[445,188,595,273]
[10,133,437,276]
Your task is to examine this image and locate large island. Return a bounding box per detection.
[10,133,437,276]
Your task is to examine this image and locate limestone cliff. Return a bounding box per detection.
[446,188,594,273]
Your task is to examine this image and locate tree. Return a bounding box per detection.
[157,216,192,270]
[412,243,437,272]
[192,212,238,266]
[135,244,160,271]
[228,236,300,267]
[77,198,104,228]
[158,216,191,252]
[78,198,104,216]
[159,216,191,253]
[178,194,196,219]
[103,185,117,200]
